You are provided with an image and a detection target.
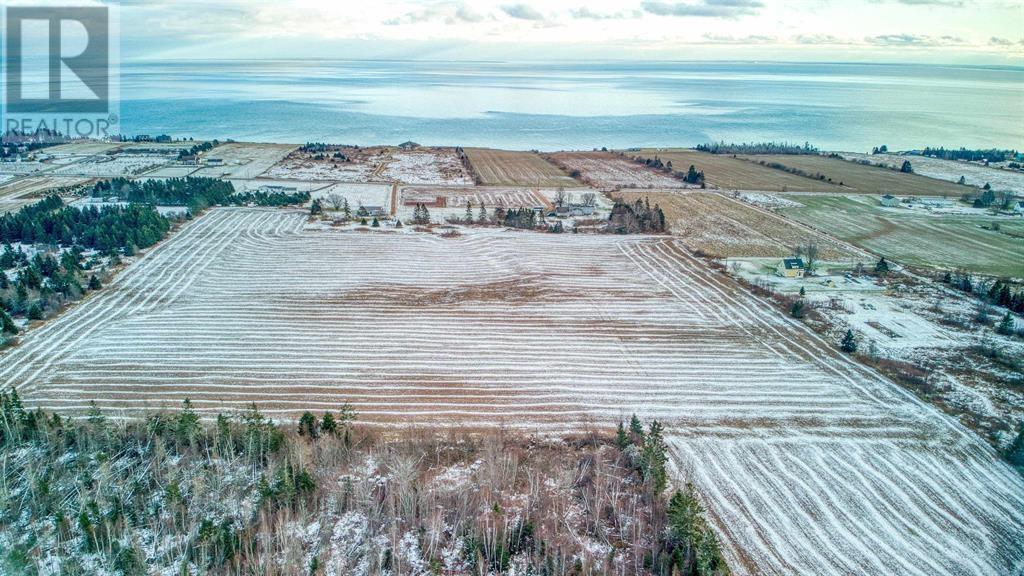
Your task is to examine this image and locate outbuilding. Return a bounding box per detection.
[879,194,899,207]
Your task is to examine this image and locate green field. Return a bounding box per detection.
[780,194,1024,277]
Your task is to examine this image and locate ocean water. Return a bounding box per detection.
[118,60,1024,151]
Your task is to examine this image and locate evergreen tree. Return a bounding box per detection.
[478,202,488,224]
[629,413,644,440]
[790,300,805,319]
[900,160,913,173]
[88,274,102,290]
[1007,426,1024,467]
[342,198,351,220]
[840,329,857,353]
[175,398,200,446]
[309,199,323,216]
[641,420,668,494]
[616,421,629,450]
[464,200,474,223]
[996,311,1014,335]
[874,257,890,276]
[0,308,17,335]
[320,412,337,436]
[668,485,702,540]
[27,302,43,320]
[371,217,380,228]
[799,286,806,297]
[298,411,318,439]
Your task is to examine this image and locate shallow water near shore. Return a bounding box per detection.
[119,60,1024,150]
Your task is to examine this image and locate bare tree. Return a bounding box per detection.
[580,192,596,207]
[802,239,819,272]
[555,188,566,208]
[325,193,345,211]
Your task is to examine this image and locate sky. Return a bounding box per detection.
[11,0,1024,64]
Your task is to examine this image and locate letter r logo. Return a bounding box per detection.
[4,6,109,113]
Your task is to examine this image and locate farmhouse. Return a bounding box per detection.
[554,203,596,217]
[918,197,952,208]
[357,205,385,217]
[777,257,806,278]
[879,194,899,207]
[260,184,298,193]
[179,154,198,165]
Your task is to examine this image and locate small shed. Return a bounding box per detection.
[204,158,224,166]
[879,194,899,207]
[778,257,806,278]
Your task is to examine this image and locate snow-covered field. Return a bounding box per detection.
[0,161,49,175]
[1,208,1022,575]
[382,150,474,185]
[265,153,382,182]
[313,183,392,212]
[841,152,1024,194]
[735,191,804,210]
[551,153,688,189]
[191,143,298,179]
[0,176,93,213]
[51,154,170,177]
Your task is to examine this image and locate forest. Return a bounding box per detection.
[0,392,728,576]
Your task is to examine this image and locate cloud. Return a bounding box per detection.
[865,34,966,47]
[452,5,485,23]
[794,34,845,45]
[989,36,1014,46]
[501,3,545,20]
[702,33,775,44]
[383,2,487,26]
[569,7,639,19]
[641,0,763,18]
[894,0,964,6]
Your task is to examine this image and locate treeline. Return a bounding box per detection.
[751,158,841,184]
[639,157,706,186]
[919,147,1019,163]
[177,140,217,159]
[232,190,310,206]
[91,177,236,212]
[941,272,1024,317]
[0,394,728,575]
[608,198,667,234]
[1,243,107,327]
[696,141,819,155]
[0,196,170,253]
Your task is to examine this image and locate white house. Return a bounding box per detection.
[879,194,899,207]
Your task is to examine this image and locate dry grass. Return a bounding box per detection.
[737,154,968,197]
[627,149,840,192]
[464,149,576,187]
[615,190,858,259]
[548,152,686,189]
